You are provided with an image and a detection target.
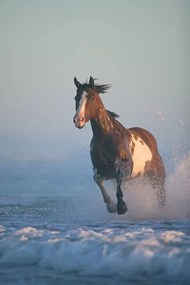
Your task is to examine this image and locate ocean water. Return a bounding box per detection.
[0,153,190,285]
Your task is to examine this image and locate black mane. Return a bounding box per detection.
[93,83,111,93]
[106,110,119,118]
[81,79,111,94]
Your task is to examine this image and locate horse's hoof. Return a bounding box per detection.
[117,200,128,215]
[106,201,117,213]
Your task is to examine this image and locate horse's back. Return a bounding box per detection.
[128,127,158,153]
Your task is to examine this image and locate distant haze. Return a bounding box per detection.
[0,0,189,162]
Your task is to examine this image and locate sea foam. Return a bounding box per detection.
[0,225,189,284]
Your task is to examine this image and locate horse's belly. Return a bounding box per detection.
[130,135,152,177]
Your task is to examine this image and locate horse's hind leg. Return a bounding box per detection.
[94,172,117,213]
[149,172,166,208]
[154,184,166,208]
[145,157,166,208]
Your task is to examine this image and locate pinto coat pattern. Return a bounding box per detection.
[73,77,166,215]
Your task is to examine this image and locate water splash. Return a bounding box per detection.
[119,152,190,220]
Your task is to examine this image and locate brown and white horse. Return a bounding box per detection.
[73,76,166,215]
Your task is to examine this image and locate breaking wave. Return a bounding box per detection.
[0,225,189,284]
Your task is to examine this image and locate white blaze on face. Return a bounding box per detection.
[74,91,87,128]
[130,134,152,177]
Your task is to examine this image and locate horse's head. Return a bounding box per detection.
[73,76,110,129]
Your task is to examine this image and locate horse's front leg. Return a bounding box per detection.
[94,172,117,213]
[116,171,128,215]
[115,157,132,215]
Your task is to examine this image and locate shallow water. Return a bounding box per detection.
[0,154,190,285]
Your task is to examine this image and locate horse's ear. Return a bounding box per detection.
[89,76,95,88]
[74,77,81,88]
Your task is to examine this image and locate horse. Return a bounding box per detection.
[73,76,166,215]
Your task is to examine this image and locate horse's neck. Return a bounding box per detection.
[90,108,115,137]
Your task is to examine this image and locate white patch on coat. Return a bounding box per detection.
[75,91,88,120]
[130,134,152,177]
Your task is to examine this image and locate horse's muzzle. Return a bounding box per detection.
[73,115,85,129]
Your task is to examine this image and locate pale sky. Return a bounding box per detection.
[0,0,189,161]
